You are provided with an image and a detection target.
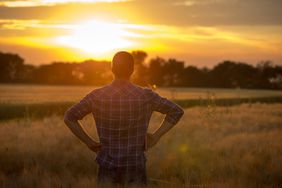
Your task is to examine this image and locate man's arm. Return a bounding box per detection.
[146,89,184,149]
[64,117,101,152]
[146,120,174,149]
[64,94,101,152]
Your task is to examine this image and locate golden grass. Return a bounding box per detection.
[1,84,282,103]
[0,104,282,187]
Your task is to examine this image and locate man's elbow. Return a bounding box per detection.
[64,111,74,126]
[171,107,184,123]
[64,113,70,125]
[177,107,184,118]
[64,115,69,124]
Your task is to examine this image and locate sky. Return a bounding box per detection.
[0,0,281,67]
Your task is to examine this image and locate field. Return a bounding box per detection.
[1,104,282,187]
[1,84,282,104]
[0,85,282,187]
[1,84,282,120]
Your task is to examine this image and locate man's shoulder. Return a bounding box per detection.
[87,83,158,99]
[131,84,158,98]
[86,84,111,98]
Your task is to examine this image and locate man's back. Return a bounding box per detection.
[64,51,184,185]
[66,79,183,169]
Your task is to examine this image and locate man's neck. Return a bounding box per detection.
[114,77,130,82]
[112,78,131,85]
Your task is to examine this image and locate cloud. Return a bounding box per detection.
[0,0,129,7]
[0,19,74,38]
[132,0,282,26]
[0,0,281,26]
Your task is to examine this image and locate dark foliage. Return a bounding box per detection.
[0,51,281,89]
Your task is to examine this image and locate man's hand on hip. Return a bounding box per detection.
[87,141,102,153]
[146,133,160,150]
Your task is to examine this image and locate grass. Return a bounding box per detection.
[1,96,282,121]
[1,84,281,121]
[0,102,74,120]
[1,104,282,187]
[1,84,282,104]
[1,84,282,121]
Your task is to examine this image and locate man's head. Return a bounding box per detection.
[112,51,134,79]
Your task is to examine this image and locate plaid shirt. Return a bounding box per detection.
[65,79,184,168]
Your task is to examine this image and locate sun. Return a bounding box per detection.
[55,20,133,55]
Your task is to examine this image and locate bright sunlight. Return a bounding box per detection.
[55,20,134,55]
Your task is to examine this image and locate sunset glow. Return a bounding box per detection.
[0,0,129,7]
[0,0,281,66]
[55,20,133,55]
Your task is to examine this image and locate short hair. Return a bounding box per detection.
[111,51,134,78]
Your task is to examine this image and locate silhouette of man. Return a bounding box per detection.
[64,51,184,185]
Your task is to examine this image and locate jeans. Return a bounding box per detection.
[97,164,147,186]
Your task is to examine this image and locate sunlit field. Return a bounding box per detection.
[1,84,282,121]
[1,0,282,187]
[0,85,282,187]
[0,104,282,187]
[1,84,282,104]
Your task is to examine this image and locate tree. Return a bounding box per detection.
[78,60,111,85]
[32,62,77,84]
[131,51,148,86]
[0,52,25,82]
[209,61,257,88]
[0,50,281,89]
[256,61,282,89]
[182,66,206,87]
[162,58,184,86]
[147,57,166,86]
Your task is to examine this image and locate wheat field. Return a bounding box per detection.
[1,84,282,104]
[1,103,282,187]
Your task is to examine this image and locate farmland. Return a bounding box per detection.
[0,84,282,187]
[1,84,282,120]
[0,104,282,187]
[1,84,282,104]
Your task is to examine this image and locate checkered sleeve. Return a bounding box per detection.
[65,93,93,121]
[146,89,184,125]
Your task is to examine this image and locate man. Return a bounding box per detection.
[64,51,184,185]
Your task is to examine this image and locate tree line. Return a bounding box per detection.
[0,51,282,89]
